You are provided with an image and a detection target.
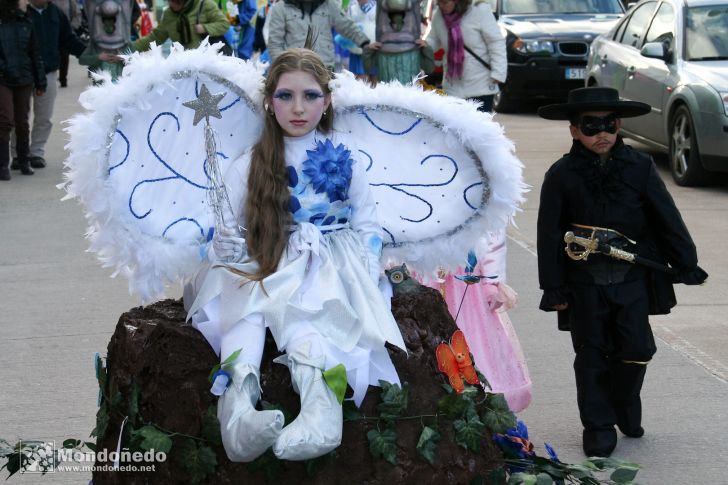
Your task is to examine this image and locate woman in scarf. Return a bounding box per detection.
[132,0,229,52]
[424,0,506,112]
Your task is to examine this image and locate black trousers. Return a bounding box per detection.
[568,279,656,431]
[0,83,32,167]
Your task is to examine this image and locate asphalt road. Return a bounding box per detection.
[0,60,726,484]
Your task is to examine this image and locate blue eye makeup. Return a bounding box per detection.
[272,89,325,102]
[304,90,325,100]
[272,90,292,100]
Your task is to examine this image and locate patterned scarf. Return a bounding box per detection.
[443,11,464,80]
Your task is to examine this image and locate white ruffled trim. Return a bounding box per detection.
[61,42,266,302]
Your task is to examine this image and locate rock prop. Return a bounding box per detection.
[92,286,513,484]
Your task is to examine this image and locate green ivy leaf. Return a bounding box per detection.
[84,441,97,452]
[303,450,337,478]
[322,364,348,405]
[128,383,140,426]
[342,400,362,421]
[62,439,81,449]
[415,426,440,464]
[366,428,398,465]
[610,465,640,484]
[132,425,173,454]
[436,392,472,420]
[508,472,538,485]
[536,472,554,485]
[3,452,25,478]
[565,463,595,479]
[91,402,109,439]
[453,407,486,452]
[481,393,517,434]
[200,405,222,446]
[248,449,282,481]
[174,439,217,485]
[376,381,408,421]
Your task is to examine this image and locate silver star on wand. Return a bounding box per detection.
[182,83,225,126]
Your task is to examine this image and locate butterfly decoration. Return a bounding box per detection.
[453,251,497,285]
[436,329,480,394]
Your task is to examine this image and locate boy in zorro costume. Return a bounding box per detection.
[536,87,707,457]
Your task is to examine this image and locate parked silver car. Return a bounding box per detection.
[585,0,728,185]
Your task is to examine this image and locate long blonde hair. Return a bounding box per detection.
[234,48,334,282]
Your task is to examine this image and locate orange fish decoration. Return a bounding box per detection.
[436,329,480,394]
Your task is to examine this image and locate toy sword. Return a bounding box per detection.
[564,231,676,274]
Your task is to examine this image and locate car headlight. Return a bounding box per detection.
[512,39,556,55]
[720,92,728,116]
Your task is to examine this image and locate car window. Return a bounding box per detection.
[618,1,657,47]
[613,12,630,40]
[685,5,728,60]
[501,0,623,14]
[644,2,675,46]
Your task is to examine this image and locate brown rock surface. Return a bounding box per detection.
[92,286,502,484]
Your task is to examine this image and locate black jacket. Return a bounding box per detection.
[537,138,704,318]
[26,3,86,73]
[0,11,46,89]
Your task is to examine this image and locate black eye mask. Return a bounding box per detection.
[579,114,618,136]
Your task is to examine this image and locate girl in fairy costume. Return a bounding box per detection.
[186,48,406,462]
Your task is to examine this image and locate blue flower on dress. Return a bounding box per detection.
[302,139,353,203]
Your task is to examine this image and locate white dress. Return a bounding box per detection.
[187,130,406,405]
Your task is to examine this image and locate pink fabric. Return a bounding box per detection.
[443,11,465,80]
[430,272,532,412]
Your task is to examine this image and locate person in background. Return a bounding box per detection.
[0,0,47,180]
[132,0,229,52]
[234,0,257,60]
[79,0,136,82]
[424,0,505,112]
[266,0,376,70]
[10,0,85,172]
[51,0,82,87]
[347,0,377,83]
[373,0,422,84]
[537,87,708,457]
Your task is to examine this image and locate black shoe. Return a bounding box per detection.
[29,156,46,169]
[60,79,68,87]
[0,166,10,180]
[617,424,644,438]
[18,159,34,175]
[10,157,19,170]
[583,428,617,457]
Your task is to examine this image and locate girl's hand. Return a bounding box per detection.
[552,303,568,311]
[195,23,207,34]
[365,41,382,50]
[415,38,427,47]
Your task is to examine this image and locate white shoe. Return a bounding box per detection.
[272,350,343,460]
[217,363,284,462]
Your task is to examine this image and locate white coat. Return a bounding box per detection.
[426,2,507,99]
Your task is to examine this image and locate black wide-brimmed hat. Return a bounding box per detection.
[537,87,650,120]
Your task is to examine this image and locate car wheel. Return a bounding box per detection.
[493,88,518,113]
[669,105,707,186]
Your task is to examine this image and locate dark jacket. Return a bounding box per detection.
[537,138,704,322]
[26,3,86,73]
[0,11,46,89]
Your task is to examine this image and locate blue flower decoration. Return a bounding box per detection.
[302,139,353,203]
[544,442,560,462]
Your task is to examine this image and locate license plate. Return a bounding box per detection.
[565,68,586,80]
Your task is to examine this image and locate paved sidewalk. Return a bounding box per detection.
[1,59,726,484]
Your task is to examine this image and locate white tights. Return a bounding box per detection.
[220,314,324,368]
